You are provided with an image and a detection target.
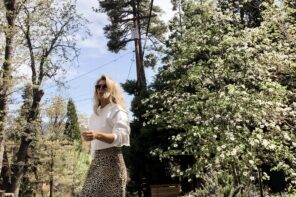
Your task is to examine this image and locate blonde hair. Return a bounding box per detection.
[93,75,127,115]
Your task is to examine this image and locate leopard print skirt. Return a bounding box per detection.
[80,147,127,197]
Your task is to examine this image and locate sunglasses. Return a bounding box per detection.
[95,84,107,90]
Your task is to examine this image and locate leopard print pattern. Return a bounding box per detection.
[80,147,127,197]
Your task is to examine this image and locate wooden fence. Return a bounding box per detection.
[150,184,180,197]
[0,191,14,197]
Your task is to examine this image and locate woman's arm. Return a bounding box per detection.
[82,131,115,144]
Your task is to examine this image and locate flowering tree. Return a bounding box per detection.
[143,0,296,195]
[0,0,87,195]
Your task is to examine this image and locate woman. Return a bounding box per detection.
[80,75,130,197]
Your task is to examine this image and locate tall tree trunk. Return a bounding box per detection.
[8,88,44,196]
[0,0,17,176]
[132,0,146,91]
[0,148,12,190]
[258,168,264,197]
[178,0,183,38]
[49,149,53,197]
[71,161,75,196]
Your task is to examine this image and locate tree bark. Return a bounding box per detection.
[8,88,44,196]
[0,0,17,177]
[49,149,53,197]
[0,148,12,190]
[132,0,146,91]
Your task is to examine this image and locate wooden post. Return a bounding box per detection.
[4,193,14,197]
[0,190,5,197]
[150,184,180,197]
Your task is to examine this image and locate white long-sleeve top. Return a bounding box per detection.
[89,103,130,157]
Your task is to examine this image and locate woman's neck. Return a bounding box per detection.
[100,99,110,108]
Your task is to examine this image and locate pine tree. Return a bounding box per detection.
[64,99,81,142]
[96,0,167,89]
[96,0,166,53]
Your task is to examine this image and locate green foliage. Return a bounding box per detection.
[32,136,89,196]
[121,80,177,194]
[1,95,89,196]
[219,0,269,28]
[121,80,138,96]
[143,0,296,195]
[1,0,88,195]
[182,169,260,197]
[64,99,81,145]
[17,97,89,196]
[283,0,296,24]
[144,53,158,69]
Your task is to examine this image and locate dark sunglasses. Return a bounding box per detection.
[95,84,107,90]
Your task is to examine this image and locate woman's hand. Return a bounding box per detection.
[82,131,100,141]
[81,130,115,144]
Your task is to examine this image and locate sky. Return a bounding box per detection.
[44,0,174,118]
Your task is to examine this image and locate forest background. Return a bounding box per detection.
[0,0,295,196]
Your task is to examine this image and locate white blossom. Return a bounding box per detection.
[231,148,237,156]
[249,160,254,165]
[269,144,276,150]
[256,134,262,140]
[284,133,291,141]
[262,139,269,147]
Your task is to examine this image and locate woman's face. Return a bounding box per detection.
[96,80,109,100]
